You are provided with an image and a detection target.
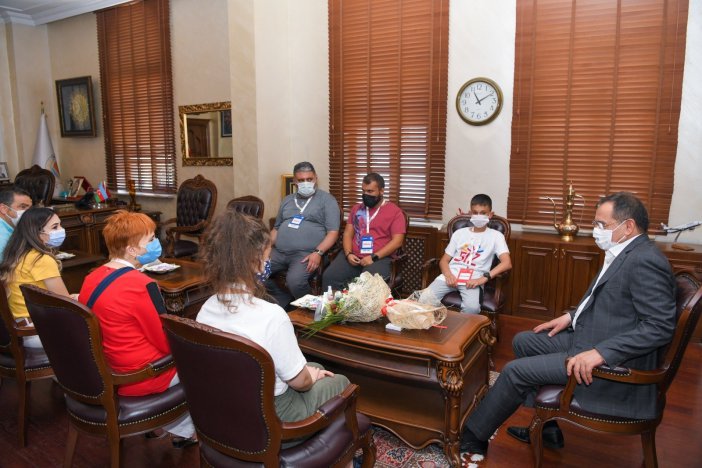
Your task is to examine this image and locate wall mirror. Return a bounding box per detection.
[179,101,233,166]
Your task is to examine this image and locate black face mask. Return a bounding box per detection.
[362,194,382,208]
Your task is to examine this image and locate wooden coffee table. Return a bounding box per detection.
[143,258,211,317]
[289,309,493,467]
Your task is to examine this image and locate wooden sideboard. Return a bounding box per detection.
[54,205,161,257]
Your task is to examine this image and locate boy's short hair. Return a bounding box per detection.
[470,194,492,210]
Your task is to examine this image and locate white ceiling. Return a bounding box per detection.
[0,0,129,26]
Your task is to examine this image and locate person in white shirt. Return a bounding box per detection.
[428,194,512,313]
[196,208,350,423]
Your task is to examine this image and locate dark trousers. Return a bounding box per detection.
[321,255,392,291]
[265,249,314,308]
[465,329,573,441]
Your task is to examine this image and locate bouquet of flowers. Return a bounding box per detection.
[303,272,390,337]
[383,288,447,329]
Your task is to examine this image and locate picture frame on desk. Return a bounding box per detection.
[0,162,9,181]
[69,176,92,198]
[55,76,96,137]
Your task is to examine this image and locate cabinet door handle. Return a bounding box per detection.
[561,248,566,259]
[553,248,558,258]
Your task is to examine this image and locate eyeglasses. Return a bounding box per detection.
[591,219,628,230]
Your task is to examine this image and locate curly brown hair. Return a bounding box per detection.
[198,209,271,311]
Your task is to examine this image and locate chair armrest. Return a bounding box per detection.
[280,384,358,440]
[420,258,440,289]
[111,355,176,385]
[166,221,208,235]
[558,359,666,410]
[15,325,40,337]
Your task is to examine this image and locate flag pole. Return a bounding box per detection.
[41,101,44,115]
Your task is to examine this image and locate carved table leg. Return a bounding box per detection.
[162,291,186,316]
[438,361,464,467]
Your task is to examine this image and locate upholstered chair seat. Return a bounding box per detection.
[21,285,189,468]
[164,174,217,258]
[161,314,376,467]
[528,271,702,468]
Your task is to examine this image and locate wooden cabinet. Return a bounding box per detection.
[509,232,602,320]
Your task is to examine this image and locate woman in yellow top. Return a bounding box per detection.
[0,207,71,348]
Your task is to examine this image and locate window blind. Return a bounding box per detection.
[508,0,688,231]
[97,0,177,194]
[329,0,449,219]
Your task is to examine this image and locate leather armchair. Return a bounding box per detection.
[163,174,217,258]
[529,271,702,468]
[20,285,189,468]
[161,314,376,467]
[227,195,265,219]
[14,164,55,206]
[0,283,54,447]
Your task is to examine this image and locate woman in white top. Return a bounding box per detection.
[196,209,350,423]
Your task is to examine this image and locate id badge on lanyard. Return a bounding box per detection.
[288,214,304,229]
[360,235,374,254]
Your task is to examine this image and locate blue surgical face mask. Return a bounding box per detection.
[256,259,272,283]
[45,228,66,248]
[136,238,162,265]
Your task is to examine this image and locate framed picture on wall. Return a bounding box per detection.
[0,162,9,181]
[281,174,296,198]
[55,76,97,137]
[220,109,232,137]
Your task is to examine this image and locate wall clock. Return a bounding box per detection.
[456,77,503,126]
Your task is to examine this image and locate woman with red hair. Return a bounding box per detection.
[79,210,196,448]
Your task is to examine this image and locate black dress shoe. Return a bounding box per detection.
[172,436,198,449]
[506,425,564,449]
[459,427,488,455]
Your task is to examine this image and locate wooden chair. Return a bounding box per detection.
[164,174,217,258]
[421,214,511,340]
[0,283,53,447]
[20,285,189,468]
[161,314,376,467]
[528,271,702,468]
[226,195,265,219]
[14,164,55,206]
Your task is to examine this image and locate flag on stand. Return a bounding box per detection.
[32,110,64,197]
[96,180,110,202]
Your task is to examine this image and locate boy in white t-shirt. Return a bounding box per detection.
[428,194,512,313]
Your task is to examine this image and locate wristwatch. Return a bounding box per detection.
[483,272,492,280]
[371,254,380,262]
[313,249,325,256]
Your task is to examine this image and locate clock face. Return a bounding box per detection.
[456,78,503,125]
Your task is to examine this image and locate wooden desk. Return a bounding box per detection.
[52,205,161,257]
[60,250,105,293]
[143,258,211,317]
[289,310,492,467]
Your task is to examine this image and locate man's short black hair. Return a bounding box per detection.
[0,187,31,207]
[362,173,385,189]
[293,161,316,175]
[470,194,492,211]
[598,191,649,232]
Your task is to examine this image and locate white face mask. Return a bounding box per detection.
[11,209,26,226]
[592,220,626,251]
[296,181,316,198]
[470,214,490,228]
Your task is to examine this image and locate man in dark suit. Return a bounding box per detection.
[461,192,676,455]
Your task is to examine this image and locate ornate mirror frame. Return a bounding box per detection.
[179,101,233,166]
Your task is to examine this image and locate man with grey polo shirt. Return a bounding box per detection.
[265,162,340,309]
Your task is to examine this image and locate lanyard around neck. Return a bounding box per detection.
[294,195,313,214]
[365,200,386,234]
